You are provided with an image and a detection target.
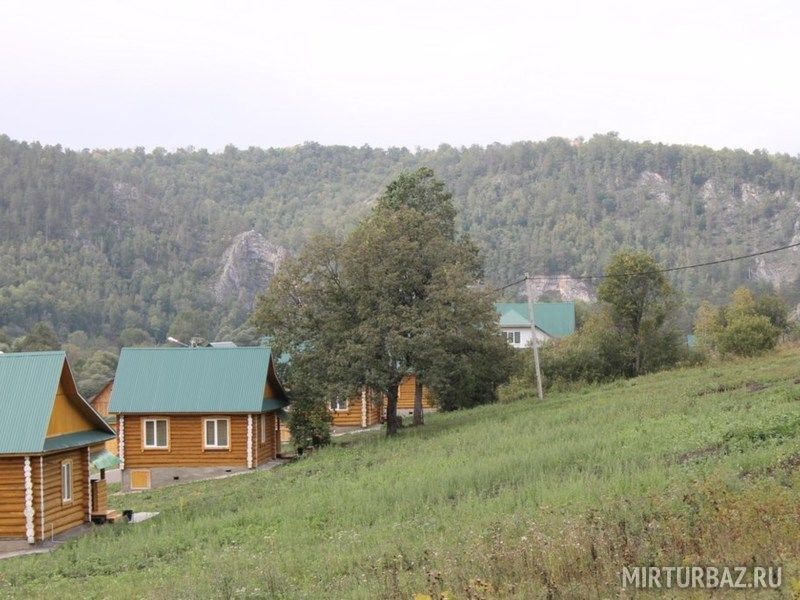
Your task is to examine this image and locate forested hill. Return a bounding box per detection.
[2,132,800,349]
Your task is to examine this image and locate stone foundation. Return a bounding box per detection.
[121,465,250,491]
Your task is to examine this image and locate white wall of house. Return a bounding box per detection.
[501,326,551,348]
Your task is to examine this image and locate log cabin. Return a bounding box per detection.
[329,375,433,427]
[89,379,118,455]
[109,346,289,491]
[0,351,116,544]
[395,374,434,411]
[329,388,383,428]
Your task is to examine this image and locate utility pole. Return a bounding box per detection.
[525,273,544,400]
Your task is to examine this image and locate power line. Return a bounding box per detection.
[492,240,800,292]
[493,276,527,292]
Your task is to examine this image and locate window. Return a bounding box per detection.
[514,331,521,344]
[330,397,349,412]
[260,413,267,443]
[143,419,168,448]
[61,460,73,503]
[204,418,229,448]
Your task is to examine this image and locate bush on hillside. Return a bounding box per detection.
[694,287,785,357]
[716,314,780,357]
[538,306,687,387]
[539,311,631,386]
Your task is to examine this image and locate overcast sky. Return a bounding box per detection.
[1,1,798,154]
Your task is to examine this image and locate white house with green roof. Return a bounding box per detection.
[495,302,576,348]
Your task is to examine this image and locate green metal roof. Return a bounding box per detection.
[262,398,288,412]
[90,448,121,471]
[43,430,114,453]
[495,302,576,338]
[0,351,115,454]
[109,347,288,414]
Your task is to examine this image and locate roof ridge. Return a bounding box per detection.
[0,350,66,358]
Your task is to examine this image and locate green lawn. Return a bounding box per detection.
[2,349,800,598]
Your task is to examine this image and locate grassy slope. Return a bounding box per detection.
[2,350,800,598]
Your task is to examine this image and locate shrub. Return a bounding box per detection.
[694,287,784,357]
[716,314,780,357]
[539,310,633,386]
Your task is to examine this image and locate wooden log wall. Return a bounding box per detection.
[91,479,108,514]
[330,396,363,427]
[90,382,113,418]
[0,457,25,538]
[32,448,89,541]
[121,414,249,469]
[255,412,278,465]
[330,392,382,427]
[396,374,434,410]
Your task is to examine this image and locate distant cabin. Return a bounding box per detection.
[329,374,434,428]
[89,379,118,455]
[329,388,383,428]
[0,352,116,543]
[109,347,289,491]
[495,302,576,348]
[395,374,434,411]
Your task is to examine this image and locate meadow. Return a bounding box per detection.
[2,349,800,598]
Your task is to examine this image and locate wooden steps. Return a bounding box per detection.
[91,509,126,525]
[105,510,124,523]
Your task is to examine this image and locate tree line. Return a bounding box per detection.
[1,133,799,391]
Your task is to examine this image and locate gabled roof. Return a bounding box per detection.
[90,378,114,401]
[0,351,115,454]
[495,302,576,338]
[109,346,288,414]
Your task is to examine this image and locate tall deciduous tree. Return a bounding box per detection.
[597,251,678,376]
[252,168,514,437]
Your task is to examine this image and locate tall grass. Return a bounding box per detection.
[1,350,799,598]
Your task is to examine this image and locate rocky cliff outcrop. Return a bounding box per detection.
[213,230,288,308]
[529,275,595,302]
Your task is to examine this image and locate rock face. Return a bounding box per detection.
[213,231,289,309]
[529,275,595,303]
[638,171,671,206]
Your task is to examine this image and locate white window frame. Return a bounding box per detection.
[330,397,349,412]
[203,418,230,449]
[61,460,73,504]
[143,418,169,449]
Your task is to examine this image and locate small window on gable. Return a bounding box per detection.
[143,419,168,448]
[204,418,230,449]
[61,460,73,503]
